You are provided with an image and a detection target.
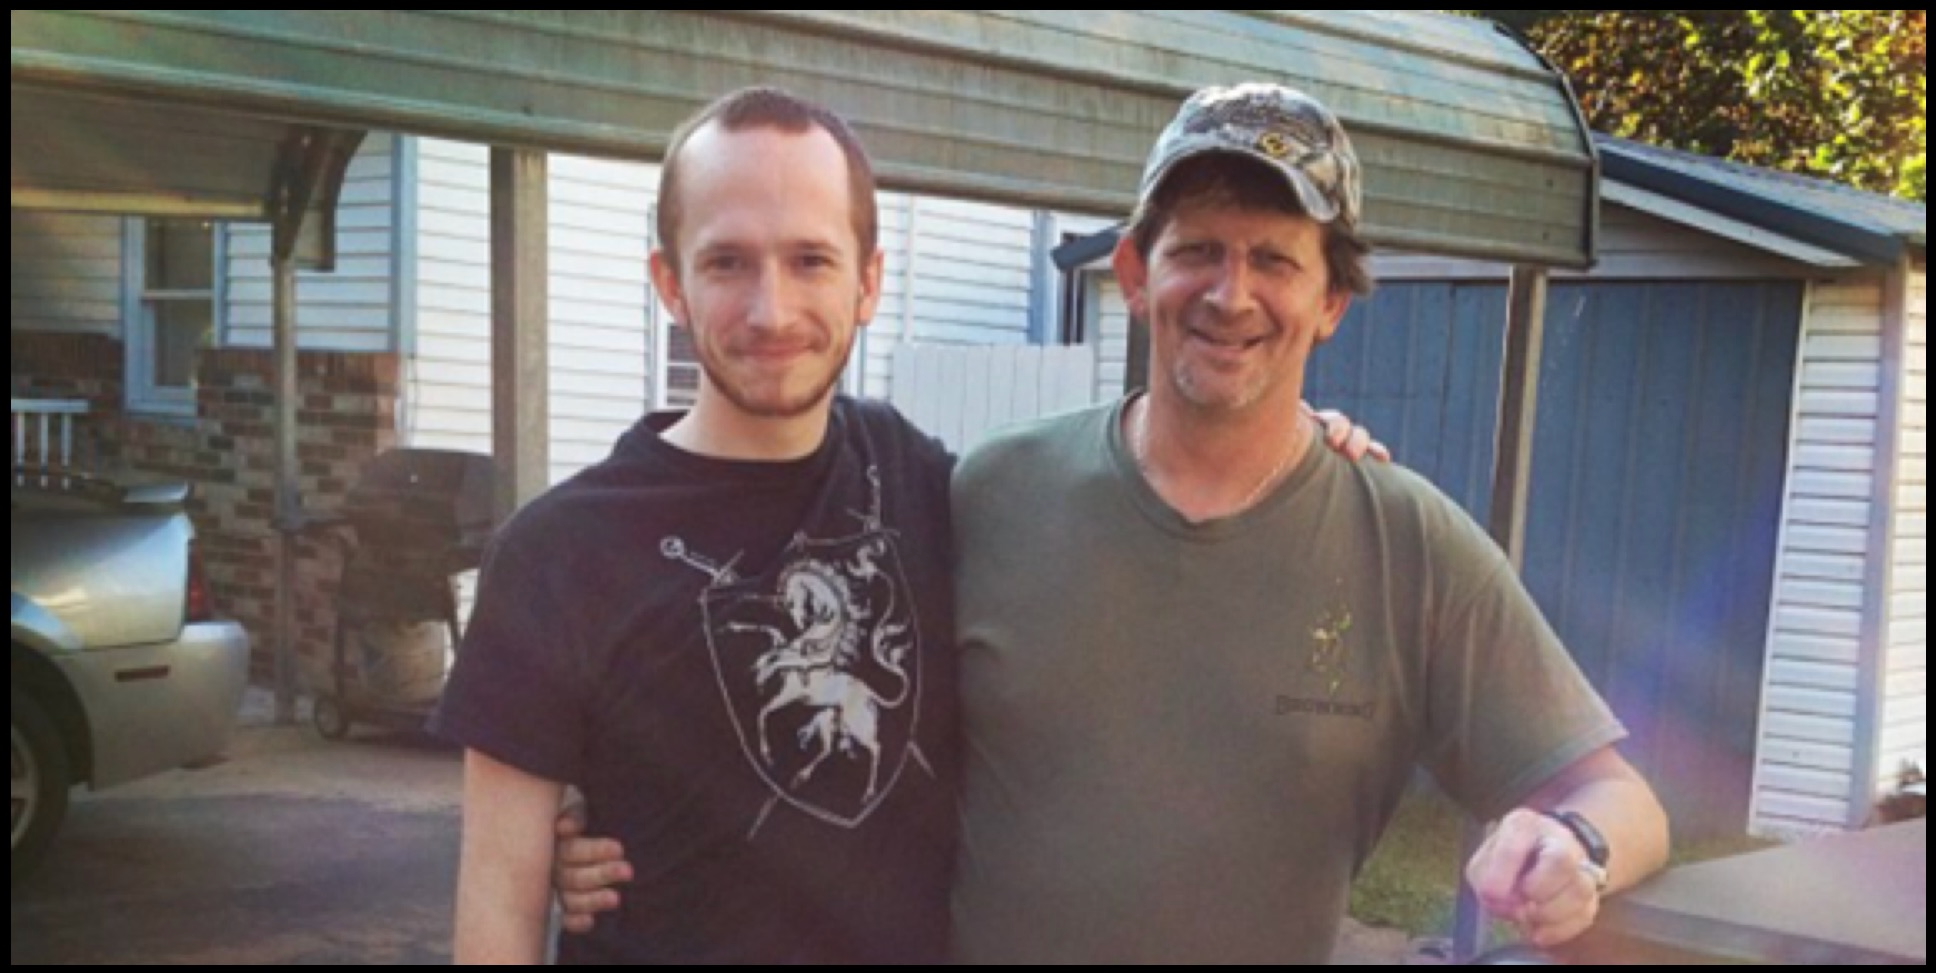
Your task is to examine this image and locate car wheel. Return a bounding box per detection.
[12,692,71,884]
[312,696,352,741]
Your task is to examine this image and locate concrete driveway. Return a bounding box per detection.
[10,697,463,965]
[10,692,1424,965]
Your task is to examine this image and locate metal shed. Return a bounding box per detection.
[1308,137,1926,839]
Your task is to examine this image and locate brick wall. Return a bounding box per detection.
[12,336,401,685]
[175,350,402,685]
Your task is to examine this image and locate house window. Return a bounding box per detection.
[661,319,702,410]
[126,217,221,415]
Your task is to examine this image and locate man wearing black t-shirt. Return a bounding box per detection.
[436,88,960,965]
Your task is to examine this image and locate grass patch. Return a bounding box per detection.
[1350,788,1467,936]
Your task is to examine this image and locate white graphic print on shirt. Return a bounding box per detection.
[662,468,931,836]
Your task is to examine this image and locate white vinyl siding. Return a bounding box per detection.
[544,154,652,483]
[407,138,495,456]
[10,211,123,337]
[225,133,398,352]
[1754,280,1887,836]
[861,194,1036,398]
[405,139,655,485]
[907,197,1035,345]
[1878,267,1927,789]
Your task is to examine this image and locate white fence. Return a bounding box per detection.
[12,398,90,487]
[890,344,1100,452]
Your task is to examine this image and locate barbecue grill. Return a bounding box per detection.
[304,449,496,740]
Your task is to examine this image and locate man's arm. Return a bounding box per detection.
[1466,747,1670,948]
[455,750,569,964]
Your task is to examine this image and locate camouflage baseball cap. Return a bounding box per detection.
[1139,83,1363,228]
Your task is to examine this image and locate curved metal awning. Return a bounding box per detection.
[12,9,1597,268]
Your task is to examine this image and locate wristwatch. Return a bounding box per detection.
[1544,809,1611,892]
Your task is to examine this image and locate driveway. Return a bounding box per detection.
[10,696,462,965]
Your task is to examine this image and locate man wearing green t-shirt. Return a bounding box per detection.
[945,83,1667,964]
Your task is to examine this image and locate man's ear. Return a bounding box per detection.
[855,247,886,330]
[649,249,687,327]
[1316,287,1353,344]
[1111,234,1151,321]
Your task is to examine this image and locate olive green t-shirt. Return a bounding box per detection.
[949,399,1624,964]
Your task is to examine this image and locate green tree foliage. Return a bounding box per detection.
[1474,10,1927,201]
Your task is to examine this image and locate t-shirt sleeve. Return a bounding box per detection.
[1416,504,1627,820]
[431,507,589,785]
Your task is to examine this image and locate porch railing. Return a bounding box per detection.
[12,398,91,488]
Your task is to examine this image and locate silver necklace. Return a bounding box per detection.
[1131,399,1298,512]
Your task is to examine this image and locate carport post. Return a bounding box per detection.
[1486,266,1551,568]
[272,250,300,726]
[1453,264,1552,960]
[266,127,362,728]
[490,147,551,521]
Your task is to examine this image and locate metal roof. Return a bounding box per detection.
[1601,136,1925,267]
[12,10,1599,267]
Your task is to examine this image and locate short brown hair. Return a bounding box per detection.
[657,87,879,269]
[1127,155,1375,297]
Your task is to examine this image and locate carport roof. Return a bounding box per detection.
[12,10,1600,268]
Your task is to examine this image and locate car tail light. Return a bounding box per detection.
[186,540,216,623]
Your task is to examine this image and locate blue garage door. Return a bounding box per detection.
[1308,280,1803,839]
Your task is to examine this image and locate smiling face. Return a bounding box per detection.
[650,122,884,421]
[1115,195,1352,421]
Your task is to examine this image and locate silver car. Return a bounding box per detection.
[11,474,250,882]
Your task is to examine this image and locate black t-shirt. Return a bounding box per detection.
[435,397,959,965]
